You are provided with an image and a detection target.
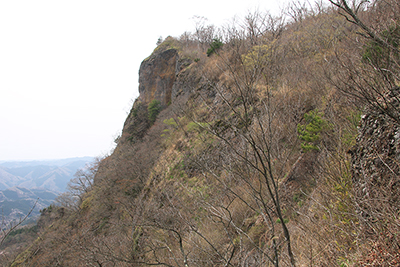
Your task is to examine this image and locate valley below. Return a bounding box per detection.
[0,157,93,226]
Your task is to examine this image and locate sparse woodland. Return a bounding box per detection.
[2,0,400,266]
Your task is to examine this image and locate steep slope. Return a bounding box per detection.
[7,27,334,266]
[6,2,400,266]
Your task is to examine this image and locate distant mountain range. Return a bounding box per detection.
[0,157,94,192]
[0,186,58,225]
[0,157,94,225]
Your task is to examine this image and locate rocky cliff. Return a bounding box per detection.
[137,38,194,107]
[119,38,198,145]
[138,48,178,106]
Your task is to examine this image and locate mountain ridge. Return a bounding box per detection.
[0,157,94,192]
[4,1,400,266]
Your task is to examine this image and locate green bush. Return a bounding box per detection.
[207,38,223,57]
[187,121,209,132]
[297,109,328,152]
[148,100,161,124]
[276,218,289,224]
[163,118,177,127]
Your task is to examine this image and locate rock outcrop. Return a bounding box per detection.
[350,89,400,223]
[119,40,198,146]
[137,37,195,107]
[138,48,178,106]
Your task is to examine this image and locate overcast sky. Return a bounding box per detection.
[0,0,286,161]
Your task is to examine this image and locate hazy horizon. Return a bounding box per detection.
[0,156,95,163]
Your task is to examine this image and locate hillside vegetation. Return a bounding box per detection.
[3,0,400,266]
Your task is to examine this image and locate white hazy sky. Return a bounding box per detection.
[0,0,286,161]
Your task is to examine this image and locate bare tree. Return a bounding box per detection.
[55,158,101,210]
[192,16,219,50]
[327,0,400,124]
[0,199,38,247]
[177,13,300,266]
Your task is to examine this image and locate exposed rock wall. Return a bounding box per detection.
[137,42,196,108]
[138,49,178,106]
[118,43,200,148]
[350,90,400,223]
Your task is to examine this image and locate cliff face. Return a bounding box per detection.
[137,37,196,108]
[138,48,178,106]
[138,49,196,109]
[118,40,197,145]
